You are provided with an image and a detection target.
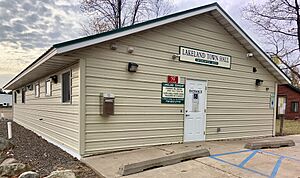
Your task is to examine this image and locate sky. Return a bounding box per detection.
[0,0,261,88]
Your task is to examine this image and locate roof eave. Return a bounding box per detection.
[3,2,291,90]
[285,84,300,93]
[213,6,291,84]
[55,5,290,84]
[3,47,58,90]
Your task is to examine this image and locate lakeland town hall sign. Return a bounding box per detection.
[179,46,231,69]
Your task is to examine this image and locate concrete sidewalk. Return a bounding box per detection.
[83,135,300,178]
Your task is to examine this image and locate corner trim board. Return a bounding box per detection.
[79,58,87,156]
[273,82,278,136]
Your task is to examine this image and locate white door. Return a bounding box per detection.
[184,79,207,142]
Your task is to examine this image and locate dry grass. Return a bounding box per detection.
[276,119,300,135]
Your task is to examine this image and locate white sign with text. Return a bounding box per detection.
[179,46,231,69]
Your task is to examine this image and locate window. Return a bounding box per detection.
[21,88,25,103]
[45,79,52,96]
[14,91,17,104]
[291,101,299,113]
[62,71,71,103]
[35,83,40,97]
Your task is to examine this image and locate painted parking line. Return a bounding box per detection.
[209,149,300,178]
[270,156,283,178]
[209,149,252,157]
[210,150,269,177]
[238,150,258,167]
[259,150,300,163]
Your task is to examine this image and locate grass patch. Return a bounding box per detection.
[276,119,300,135]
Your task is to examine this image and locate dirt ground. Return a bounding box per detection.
[0,119,100,178]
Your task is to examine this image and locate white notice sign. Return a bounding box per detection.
[161,83,185,104]
[179,46,231,69]
[278,97,286,115]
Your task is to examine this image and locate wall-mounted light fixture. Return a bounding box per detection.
[27,84,33,91]
[128,62,139,72]
[16,89,20,94]
[110,43,117,50]
[50,75,58,84]
[172,54,180,60]
[253,67,257,73]
[127,47,134,53]
[247,53,254,58]
[255,79,264,86]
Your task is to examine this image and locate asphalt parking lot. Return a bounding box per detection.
[84,135,300,178]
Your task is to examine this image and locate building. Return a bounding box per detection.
[278,84,300,120]
[3,3,291,159]
[0,94,12,107]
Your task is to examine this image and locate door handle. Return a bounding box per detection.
[186,114,190,116]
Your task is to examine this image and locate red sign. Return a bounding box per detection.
[167,75,179,83]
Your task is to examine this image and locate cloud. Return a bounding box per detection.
[0,40,49,87]
[0,0,86,87]
[0,41,45,72]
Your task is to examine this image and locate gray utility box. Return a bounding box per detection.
[100,93,115,116]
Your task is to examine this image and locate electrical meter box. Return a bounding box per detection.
[100,93,115,116]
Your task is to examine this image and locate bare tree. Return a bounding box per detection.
[147,0,174,18]
[242,0,300,85]
[80,0,175,35]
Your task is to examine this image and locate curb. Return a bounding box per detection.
[118,148,210,176]
[244,140,295,150]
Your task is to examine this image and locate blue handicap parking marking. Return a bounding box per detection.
[270,156,283,178]
[238,150,259,168]
[209,149,300,178]
[259,150,300,163]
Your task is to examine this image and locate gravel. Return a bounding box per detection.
[0,119,100,178]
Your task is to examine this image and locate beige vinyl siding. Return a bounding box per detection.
[13,63,80,154]
[74,13,277,155]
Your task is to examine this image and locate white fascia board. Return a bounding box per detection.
[4,48,58,89]
[215,7,291,84]
[56,6,217,54]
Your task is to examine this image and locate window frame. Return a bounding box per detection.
[61,70,72,103]
[35,83,40,98]
[14,91,17,104]
[21,88,26,104]
[45,79,52,97]
[291,101,299,113]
